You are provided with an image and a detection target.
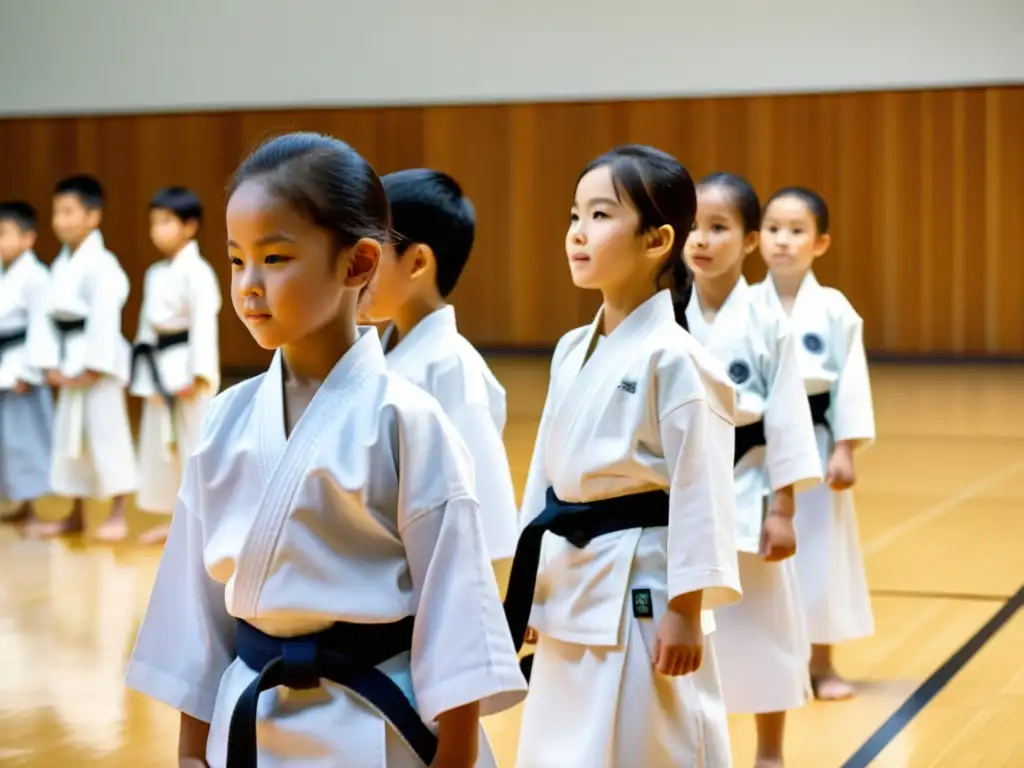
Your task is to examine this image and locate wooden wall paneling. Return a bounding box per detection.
[1,86,1022,368]
[928,92,958,353]
[422,105,512,344]
[995,89,1024,354]
[961,90,989,354]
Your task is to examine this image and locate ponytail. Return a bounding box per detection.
[656,250,692,332]
[668,256,692,331]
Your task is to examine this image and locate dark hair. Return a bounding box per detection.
[763,186,829,235]
[699,172,761,234]
[150,186,204,227]
[228,132,390,252]
[577,144,696,330]
[54,174,104,210]
[383,169,475,298]
[0,200,38,233]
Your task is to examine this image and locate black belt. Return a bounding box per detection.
[505,486,670,681]
[130,330,190,409]
[53,317,86,361]
[54,317,86,335]
[226,616,436,768]
[0,329,27,358]
[734,391,831,466]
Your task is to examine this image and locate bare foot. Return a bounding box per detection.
[93,514,129,542]
[137,522,171,545]
[810,673,855,701]
[28,510,85,538]
[2,501,33,525]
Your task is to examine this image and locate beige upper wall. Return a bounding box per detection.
[0,0,1021,117]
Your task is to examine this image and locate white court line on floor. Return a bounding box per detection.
[864,456,1024,556]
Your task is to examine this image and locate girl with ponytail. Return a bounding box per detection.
[684,172,823,767]
[509,145,741,767]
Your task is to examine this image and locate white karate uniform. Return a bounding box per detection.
[380,305,519,563]
[125,328,527,768]
[130,240,222,514]
[515,290,742,768]
[751,272,876,644]
[0,250,55,505]
[46,230,136,500]
[686,278,822,714]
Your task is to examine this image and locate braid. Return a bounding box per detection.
[654,253,692,332]
[669,257,692,331]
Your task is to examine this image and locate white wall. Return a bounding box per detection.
[0,0,1021,117]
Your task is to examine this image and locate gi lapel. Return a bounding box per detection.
[785,271,836,366]
[686,277,749,356]
[385,305,458,378]
[232,328,385,616]
[543,290,674,499]
[788,271,819,328]
[0,253,26,321]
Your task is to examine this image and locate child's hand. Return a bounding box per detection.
[45,370,66,388]
[13,380,30,394]
[760,488,796,561]
[433,702,479,768]
[826,443,856,490]
[177,378,209,400]
[760,513,797,561]
[653,603,703,676]
[66,373,98,388]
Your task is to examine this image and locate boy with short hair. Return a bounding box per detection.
[130,186,222,545]
[359,169,520,580]
[0,201,56,528]
[40,174,137,540]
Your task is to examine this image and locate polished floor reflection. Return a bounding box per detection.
[1,361,1022,767]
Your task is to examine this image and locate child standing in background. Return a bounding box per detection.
[39,174,137,540]
[131,187,222,546]
[0,201,56,530]
[753,186,876,701]
[685,173,822,767]
[358,168,520,580]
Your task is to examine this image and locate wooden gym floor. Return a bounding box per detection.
[1,359,1022,767]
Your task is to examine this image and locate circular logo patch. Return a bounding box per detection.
[802,332,825,354]
[727,360,751,385]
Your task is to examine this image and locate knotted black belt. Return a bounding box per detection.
[733,391,832,466]
[129,329,190,410]
[504,486,670,681]
[226,616,436,767]
[0,328,27,360]
[52,316,86,362]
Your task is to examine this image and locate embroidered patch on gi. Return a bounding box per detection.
[727,360,751,385]
[802,332,825,354]
[632,588,654,619]
[618,380,637,394]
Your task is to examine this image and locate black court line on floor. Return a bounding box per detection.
[869,588,1013,603]
[842,583,1024,767]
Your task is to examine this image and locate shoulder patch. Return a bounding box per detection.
[727,360,751,385]
[802,332,825,354]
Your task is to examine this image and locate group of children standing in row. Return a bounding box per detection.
[0,178,220,545]
[2,131,875,767]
